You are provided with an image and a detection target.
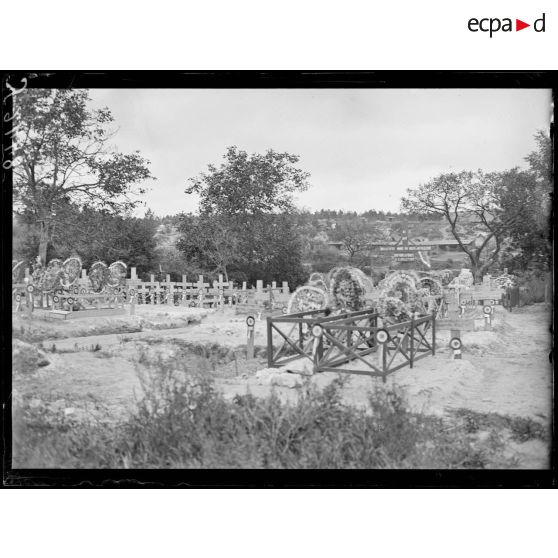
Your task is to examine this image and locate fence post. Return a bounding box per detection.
[267,316,273,368]
[313,333,323,374]
[377,317,384,373]
[149,274,155,305]
[409,315,415,368]
[431,311,436,356]
[382,339,387,381]
[166,274,172,305]
[247,316,255,360]
[26,289,33,319]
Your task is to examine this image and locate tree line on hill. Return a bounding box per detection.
[11,88,552,287]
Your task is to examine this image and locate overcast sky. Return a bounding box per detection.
[88,88,552,217]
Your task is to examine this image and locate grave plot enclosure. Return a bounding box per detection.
[267,308,436,381]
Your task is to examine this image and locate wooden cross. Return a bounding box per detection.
[213,274,229,309]
[195,275,209,307]
[194,275,209,291]
[213,274,229,290]
[179,274,188,306]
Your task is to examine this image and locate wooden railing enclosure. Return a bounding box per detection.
[267,308,436,381]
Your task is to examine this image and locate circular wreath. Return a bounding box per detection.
[308,272,327,286]
[418,276,443,296]
[377,296,413,325]
[89,261,111,292]
[40,259,63,292]
[60,257,82,289]
[287,285,329,314]
[310,279,328,292]
[326,266,344,286]
[329,267,368,311]
[108,261,127,287]
[380,270,420,302]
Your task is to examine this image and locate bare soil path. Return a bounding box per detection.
[13,302,552,468]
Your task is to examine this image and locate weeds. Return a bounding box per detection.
[12,350,536,469]
[448,408,549,442]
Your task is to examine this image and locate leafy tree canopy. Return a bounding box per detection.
[12,88,154,264]
[185,146,309,216]
[179,147,310,286]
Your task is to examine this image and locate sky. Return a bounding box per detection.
[88,88,552,217]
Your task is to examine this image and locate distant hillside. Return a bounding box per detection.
[154,223,181,250]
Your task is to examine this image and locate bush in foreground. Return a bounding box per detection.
[12,356,531,469]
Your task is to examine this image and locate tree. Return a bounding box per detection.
[497,132,552,272]
[330,220,382,264]
[14,204,160,276]
[12,89,154,264]
[235,213,307,286]
[186,146,309,216]
[177,213,241,282]
[401,170,521,282]
[180,146,310,285]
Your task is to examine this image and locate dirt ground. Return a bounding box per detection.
[12,302,553,468]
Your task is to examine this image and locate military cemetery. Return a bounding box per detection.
[9,84,552,471]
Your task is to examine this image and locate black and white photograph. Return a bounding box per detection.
[4,73,554,480]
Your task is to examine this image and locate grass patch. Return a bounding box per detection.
[12,321,143,343]
[447,408,549,443]
[12,352,524,469]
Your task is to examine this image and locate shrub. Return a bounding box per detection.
[12,353,519,469]
[516,271,549,305]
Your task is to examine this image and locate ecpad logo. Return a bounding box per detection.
[468,13,546,37]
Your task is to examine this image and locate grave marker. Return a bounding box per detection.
[246,315,255,359]
[213,274,229,309]
[196,275,209,307]
[449,332,462,360]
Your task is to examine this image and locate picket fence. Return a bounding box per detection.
[12,266,291,312]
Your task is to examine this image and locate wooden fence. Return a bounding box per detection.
[267,308,436,381]
[12,266,290,312]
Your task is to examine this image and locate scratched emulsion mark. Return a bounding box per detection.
[3,75,28,171]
